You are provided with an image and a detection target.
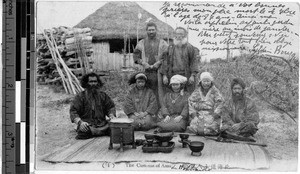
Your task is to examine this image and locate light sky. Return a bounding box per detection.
[36,0,299,60]
[36,1,174,32]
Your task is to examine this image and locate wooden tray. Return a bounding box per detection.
[142,142,175,153]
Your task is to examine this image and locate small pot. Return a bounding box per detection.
[144,133,156,140]
[179,133,190,140]
[184,140,205,153]
[155,132,174,142]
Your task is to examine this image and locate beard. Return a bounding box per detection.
[87,85,100,96]
[232,91,244,102]
[148,32,157,39]
[174,37,188,47]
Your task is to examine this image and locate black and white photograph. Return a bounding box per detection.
[35,0,299,172]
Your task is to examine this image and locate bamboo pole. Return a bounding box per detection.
[50,33,77,94]
[43,31,70,93]
[48,31,83,94]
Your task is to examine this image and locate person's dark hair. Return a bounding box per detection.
[231,78,246,89]
[175,27,187,35]
[81,72,104,88]
[146,22,157,30]
[128,72,151,87]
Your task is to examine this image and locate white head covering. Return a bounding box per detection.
[200,72,214,82]
[170,75,187,85]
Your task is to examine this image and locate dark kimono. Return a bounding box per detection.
[221,96,260,137]
[157,91,189,132]
[123,86,158,130]
[70,90,116,136]
[133,37,169,106]
[161,43,199,93]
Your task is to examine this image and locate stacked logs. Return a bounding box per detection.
[37,26,94,94]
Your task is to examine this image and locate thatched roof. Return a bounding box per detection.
[74,1,174,40]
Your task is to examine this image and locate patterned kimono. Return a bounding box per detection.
[187,85,224,135]
[221,96,260,137]
[157,91,189,132]
[123,86,158,131]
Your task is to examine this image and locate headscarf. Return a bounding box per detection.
[169,74,187,96]
[200,72,214,82]
[231,77,246,89]
[170,74,187,85]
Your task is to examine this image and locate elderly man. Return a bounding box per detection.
[161,27,199,94]
[70,73,116,139]
[133,22,169,107]
[221,78,260,137]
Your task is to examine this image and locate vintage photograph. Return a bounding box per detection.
[35,1,299,172]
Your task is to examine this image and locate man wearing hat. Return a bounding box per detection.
[123,72,158,131]
[221,78,260,137]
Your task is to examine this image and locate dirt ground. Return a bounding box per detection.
[35,84,298,172]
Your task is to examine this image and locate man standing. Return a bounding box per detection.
[133,22,169,107]
[221,78,260,137]
[161,27,199,94]
[70,73,116,139]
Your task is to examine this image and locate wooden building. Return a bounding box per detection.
[74,1,174,72]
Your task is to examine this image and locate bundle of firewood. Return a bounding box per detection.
[37,26,94,94]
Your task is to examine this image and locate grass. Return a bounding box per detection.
[202,54,298,120]
[102,72,131,109]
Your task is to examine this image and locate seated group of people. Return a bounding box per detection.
[70,72,260,140]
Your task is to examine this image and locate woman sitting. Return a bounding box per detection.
[123,72,158,131]
[157,75,189,132]
[187,72,224,135]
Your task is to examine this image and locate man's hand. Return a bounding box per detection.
[106,114,116,121]
[163,75,168,85]
[79,121,90,132]
[152,61,161,70]
[139,112,148,118]
[164,115,171,123]
[188,75,195,85]
[174,115,183,123]
[142,62,151,70]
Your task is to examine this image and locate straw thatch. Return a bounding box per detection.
[74,1,174,41]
